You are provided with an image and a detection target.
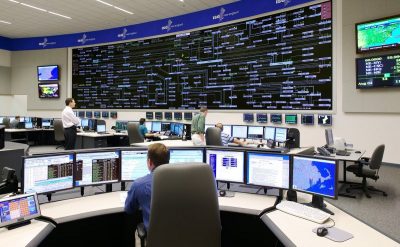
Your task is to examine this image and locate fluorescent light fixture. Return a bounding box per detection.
[179,0,184,2]
[113,6,133,15]
[0,20,12,24]
[20,2,46,12]
[96,0,113,7]
[48,11,72,19]
[8,0,20,3]
[95,0,134,15]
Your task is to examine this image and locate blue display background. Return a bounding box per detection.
[0,0,315,51]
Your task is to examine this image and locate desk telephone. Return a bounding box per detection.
[317,146,331,156]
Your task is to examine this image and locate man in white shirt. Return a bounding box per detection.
[62,98,80,150]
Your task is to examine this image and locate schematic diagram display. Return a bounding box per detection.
[72,1,332,110]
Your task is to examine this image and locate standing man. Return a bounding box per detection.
[62,98,80,150]
[191,106,208,145]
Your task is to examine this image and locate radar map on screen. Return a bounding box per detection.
[72,2,332,110]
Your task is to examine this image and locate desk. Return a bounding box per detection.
[5,128,55,145]
[0,220,54,247]
[261,194,399,247]
[77,132,114,149]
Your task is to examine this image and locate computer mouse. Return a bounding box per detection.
[219,190,226,197]
[316,227,329,237]
[355,151,361,153]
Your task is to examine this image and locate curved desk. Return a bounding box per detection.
[0,220,54,247]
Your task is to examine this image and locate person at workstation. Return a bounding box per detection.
[124,143,170,230]
[139,118,160,138]
[215,123,247,146]
[9,116,20,129]
[191,106,208,145]
[62,98,80,150]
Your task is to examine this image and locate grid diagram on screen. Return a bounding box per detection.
[206,150,244,183]
[92,159,120,183]
[0,196,38,224]
[72,2,332,110]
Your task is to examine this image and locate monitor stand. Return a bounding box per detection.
[304,195,334,215]
[6,220,31,230]
[46,193,52,202]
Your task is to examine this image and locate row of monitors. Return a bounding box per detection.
[74,111,118,119]
[205,125,288,141]
[115,121,185,136]
[22,147,338,200]
[0,117,54,129]
[243,113,332,125]
[80,118,107,133]
[146,112,193,121]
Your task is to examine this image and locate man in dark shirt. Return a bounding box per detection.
[124,143,170,230]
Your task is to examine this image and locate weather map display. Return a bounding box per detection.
[72,2,332,110]
[357,15,400,53]
[357,54,400,89]
[292,156,337,198]
[38,83,60,98]
[37,65,59,81]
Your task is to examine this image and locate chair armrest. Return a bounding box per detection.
[359,157,370,165]
[137,222,147,240]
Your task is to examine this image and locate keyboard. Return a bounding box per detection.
[276,201,330,224]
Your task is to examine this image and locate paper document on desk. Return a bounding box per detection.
[158,136,169,140]
[120,191,128,203]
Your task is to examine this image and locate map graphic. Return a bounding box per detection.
[358,17,400,51]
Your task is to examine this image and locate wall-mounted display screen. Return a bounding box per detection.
[356,15,400,53]
[271,114,282,123]
[164,112,173,120]
[356,54,400,89]
[256,113,268,123]
[243,113,254,122]
[72,2,332,110]
[37,65,59,81]
[285,114,297,124]
[301,114,314,125]
[318,114,332,125]
[146,112,153,120]
[38,83,60,98]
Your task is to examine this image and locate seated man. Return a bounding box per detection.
[9,116,20,129]
[215,123,247,146]
[138,118,159,139]
[124,143,170,230]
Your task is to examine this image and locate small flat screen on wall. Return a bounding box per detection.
[356,15,400,53]
[37,65,59,81]
[38,83,60,98]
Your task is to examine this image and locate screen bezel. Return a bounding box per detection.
[22,153,75,194]
[120,148,149,182]
[168,147,205,165]
[245,151,291,190]
[291,155,338,199]
[0,193,41,228]
[37,65,59,81]
[355,14,400,54]
[38,83,60,98]
[231,125,248,139]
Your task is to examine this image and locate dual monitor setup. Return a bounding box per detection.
[114,121,185,137]
[244,113,332,126]
[0,116,54,129]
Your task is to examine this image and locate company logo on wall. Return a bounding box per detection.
[38,38,56,48]
[212,7,239,22]
[77,34,95,45]
[276,0,292,6]
[161,19,183,32]
[117,28,137,39]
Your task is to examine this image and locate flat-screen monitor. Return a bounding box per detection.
[85,111,92,118]
[102,112,109,118]
[169,148,204,164]
[271,114,282,123]
[246,152,290,189]
[144,122,152,131]
[146,112,153,120]
[232,125,248,139]
[0,193,41,229]
[41,119,51,128]
[23,154,74,194]
[184,112,193,120]
[292,155,338,199]
[222,125,232,136]
[247,126,264,139]
[285,114,297,124]
[23,117,31,123]
[275,127,287,143]
[152,121,162,132]
[93,111,101,118]
[155,112,163,120]
[38,83,60,98]
[96,124,106,133]
[75,151,120,186]
[174,112,182,120]
[170,123,183,136]
[356,15,400,53]
[356,54,400,89]
[164,112,172,120]
[243,113,254,122]
[206,149,245,183]
[110,111,118,119]
[120,150,149,181]
[325,128,334,147]
[37,65,59,81]
[301,114,314,125]
[318,114,332,125]
[88,119,96,131]
[264,126,276,140]
[78,111,85,118]
[256,113,268,123]
[161,122,170,132]
[24,122,33,129]
[81,118,89,128]
[115,121,128,131]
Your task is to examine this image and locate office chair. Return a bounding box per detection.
[127,122,144,145]
[53,119,65,149]
[205,127,223,146]
[346,144,387,198]
[286,128,300,149]
[2,117,10,128]
[146,163,221,247]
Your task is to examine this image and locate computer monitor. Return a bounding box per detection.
[88,119,96,131]
[102,112,109,118]
[19,117,25,123]
[93,111,101,118]
[184,112,193,120]
[232,125,248,139]
[155,112,163,120]
[81,118,89,128]
[285,114,297,124]
[256,113,268,123]
[146,112,153,120]
[115,121,128,131]
[171,123,184,136]
[247,126,264,139]
[23,153,74,194]
[206,149,245,183]
[85,111,92,118]
[164,112,173,120]
[152,121,162,132]
[246,152,290,189]
[301,114,314,125]
[24,122,33,129]
[96,124,106,133]
[174,112,182,120]
[161,122,170,132]
[24,117,32,123]
[275,127,287,143]
[243,113,254,122]
[264,126,276,140]
[325,129,334,147]
[41,120,51,128]
[169,148,204,164]
[0,193,41,229]
[222,125,232,136]
[144,121,152,131]
[110,111,118,119]
[318,114,332,125]
[271,114,282,123]
[120,150,149,181]
[78,111,85,118]
[75,151,120,186]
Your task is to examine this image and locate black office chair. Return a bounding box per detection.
[205,127,223,146]
[346,144,387,198]
[146,163,221,247]
[2,118,10,128]
[286,128,300,149]
[127,122,144,145]
[53,119,65,149]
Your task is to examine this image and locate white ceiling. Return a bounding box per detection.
[0,0,238,38]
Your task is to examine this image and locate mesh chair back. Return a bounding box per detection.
[127,122,144,144]
[53,119,65,142]
[206,127,223,146]
[369,144,385,170]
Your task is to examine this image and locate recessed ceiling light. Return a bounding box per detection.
[113,6,133,15]
[9,1,72,20]
[0,20,12,25]
[96,0,112,7]
[179,0,184,2]
[8,0,20,3]
[95,0,134,15]
[20,3,46,12]
[49,11,72,20]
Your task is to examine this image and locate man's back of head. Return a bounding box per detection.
[148,143,170,170]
